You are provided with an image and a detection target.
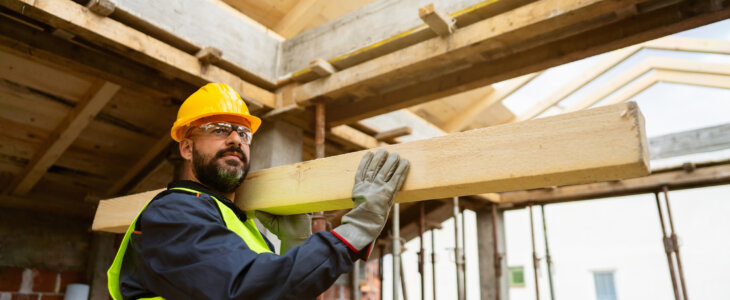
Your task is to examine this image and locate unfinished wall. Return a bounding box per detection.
[0,208,91,299]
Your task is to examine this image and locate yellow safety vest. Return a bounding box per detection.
[107,187,271,300]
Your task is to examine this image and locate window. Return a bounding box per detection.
[593,271,617,300]
[509,266,525,287]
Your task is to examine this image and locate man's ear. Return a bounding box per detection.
[179,139,193,160]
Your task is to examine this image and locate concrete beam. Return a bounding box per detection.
[111,0,281,86]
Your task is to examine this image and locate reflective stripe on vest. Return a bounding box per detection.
[107,187,271,300]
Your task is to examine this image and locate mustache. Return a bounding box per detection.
[215,147,248,163]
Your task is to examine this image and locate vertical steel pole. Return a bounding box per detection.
[379,244,385,300]
[461,206,467,299]
[419,203,426,300]
[314,102,327,300]
[655,192,681,300]
[431,227,437,300]
[663,186,689,300]
[540,205,555,300]
[529,204,540,300]
[351,261,360,300]
[393,203,401,300]
[400,250,409,300]
[453,197,465,300]
[491,204,502,300]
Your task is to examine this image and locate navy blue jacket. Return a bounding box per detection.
[119,180,361,300]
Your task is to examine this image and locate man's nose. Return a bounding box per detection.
[225,131,242,147]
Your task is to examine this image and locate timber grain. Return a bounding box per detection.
[93,102,649,233]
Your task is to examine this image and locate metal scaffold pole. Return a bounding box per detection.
[529,204,541,300]
[314,102,327,300]
[453,197,465,300]
[419,203,426,300]
[431,226,438,300]
[461,206,467,298]
[491,204,502,300]
[540,205,555,300]
[393,203,401,300]
[655,191,681,300]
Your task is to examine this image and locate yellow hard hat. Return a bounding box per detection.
[171,83,262,142]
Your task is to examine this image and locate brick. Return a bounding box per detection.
[39,294,63,300]
[0,267,24,291]
[11,293,39,300]
[30,270,56,293]
[58,271,84,289]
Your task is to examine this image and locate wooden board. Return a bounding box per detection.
[499,162,730,207]
[93,102,649,233]
[288,0,645,105]
[4,0,275,109]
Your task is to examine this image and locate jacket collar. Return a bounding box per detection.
[167,180,234,204]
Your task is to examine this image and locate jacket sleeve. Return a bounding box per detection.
[130,193,358,300]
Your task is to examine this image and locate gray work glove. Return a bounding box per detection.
[255,211,312,254]
[333,149,410,259]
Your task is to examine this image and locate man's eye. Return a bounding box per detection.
[212,128,226,134]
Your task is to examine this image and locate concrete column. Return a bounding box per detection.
[87,232,116,300]
[248,120,303,253]
[249,120,303,172]
[476,207,509,300]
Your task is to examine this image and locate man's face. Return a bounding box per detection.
[184,122,252,193]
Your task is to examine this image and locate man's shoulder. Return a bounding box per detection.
[146,189,218,213]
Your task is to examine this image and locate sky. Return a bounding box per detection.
[375,16,730,300]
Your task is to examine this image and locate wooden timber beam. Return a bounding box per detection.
[0,0,275,109]
[105,135,173,197]
[517,36,730,121]
[93,102,649,233]
[419,3,455,37]
[374,127,412,143]
[499,161,730,208]
[288,0,648,107]
[279,0,534,80]
[564,57,730,112]
[322,1,730,126]
[598,70,730,106]
[10,81,120,195]
[441,72,539,132]
[0,12,195,101]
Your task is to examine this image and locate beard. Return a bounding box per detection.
[191,144,250,194]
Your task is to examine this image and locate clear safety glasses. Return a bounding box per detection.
[187,122,253,145]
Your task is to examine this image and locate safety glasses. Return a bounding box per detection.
[186,122,253,145]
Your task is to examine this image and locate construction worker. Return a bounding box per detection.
[107,83,410,299]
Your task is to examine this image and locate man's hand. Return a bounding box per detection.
[255,211,312,254]
[333,149,410,259]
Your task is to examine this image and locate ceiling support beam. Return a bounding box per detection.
[597,70,730,107]
[290,0,647,107]
[564,57,730,113]
[105,135,173,197]
[321,2,730,126]
[10,81,120,195]
[2,0,275,109]
[499,162,730,208]
[516,36,730,121]
[441,72,540,132]
[93,103,649,233]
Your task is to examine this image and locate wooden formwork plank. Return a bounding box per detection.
[3,0,275,109]
[93,102,649,233]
